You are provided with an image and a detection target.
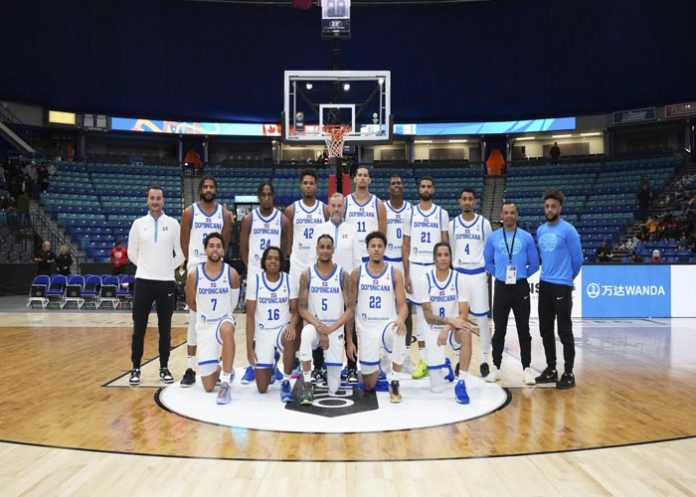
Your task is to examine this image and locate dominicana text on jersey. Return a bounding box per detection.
[190,204,224,263]
[357,264,396,324]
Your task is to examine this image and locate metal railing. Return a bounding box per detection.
[30,210,82,270]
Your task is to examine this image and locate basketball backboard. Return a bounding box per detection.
[283,70,391,144]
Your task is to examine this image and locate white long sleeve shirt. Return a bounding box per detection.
[127,212,185,281]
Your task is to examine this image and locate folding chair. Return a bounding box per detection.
[27,275,50,309]
[97,275,120,309]
[46,274,67,309]
[81,275,101,309]
[62,274,85,309]
[117,274,135,309]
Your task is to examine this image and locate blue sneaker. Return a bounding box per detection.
[241,366,255,384]
[291,358,301,379]
[444,358,455,382]
[376,378,389,392]
[378,369,386,380]
[454,379,470,404]
[280,380,293,402]
[270,366,283,385]
[341,365,349,380]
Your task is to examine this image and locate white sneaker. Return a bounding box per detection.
[485,365,498,383]
[523,367,536,385]
[401,355,417,374]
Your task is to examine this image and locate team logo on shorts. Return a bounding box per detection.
[286,382,378,417]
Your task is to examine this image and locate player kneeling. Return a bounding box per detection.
[185,233,240,405]
[420,242,473,404]
[245,246,299,403]
[349,232,409,403]
[297,234,353,405]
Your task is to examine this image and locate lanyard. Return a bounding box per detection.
[502,228,517,263]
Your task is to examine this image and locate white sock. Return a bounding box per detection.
[458,371,468,381]
[283,373,291,382]
[478,317,490,363]
[387,371,399,382]
[303,370,312,383]
[187,356,195,370]
[221,371,232,384]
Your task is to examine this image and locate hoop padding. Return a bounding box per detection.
[324,125,352,158]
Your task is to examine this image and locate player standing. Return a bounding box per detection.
[449,187,492,378]
[402,176,450,380]
[180,176,234,387]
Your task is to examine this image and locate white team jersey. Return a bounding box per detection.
[356,262,396,327]
[195,262,234,326]
[404,203,449,264]
[307,263,344,324]
[385,200,412,262]
[344,193,380,260]
[449,214,492,271]
[188,202,224,268]
[250,271,291,330]
[247,208,283,272]
[425,269,461,329]
[290,200,326,270]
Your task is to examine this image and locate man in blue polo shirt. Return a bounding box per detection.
[535,189,583,389]
[483,202,540,385]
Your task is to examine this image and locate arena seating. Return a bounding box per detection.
[506,156,681,261]
[41,162,182,263]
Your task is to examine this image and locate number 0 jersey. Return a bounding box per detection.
[385,200,412,262]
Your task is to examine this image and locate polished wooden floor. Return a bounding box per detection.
[1,310,695,496]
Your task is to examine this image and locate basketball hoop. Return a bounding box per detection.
[323,124,351,158]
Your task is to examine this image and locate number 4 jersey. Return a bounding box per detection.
[449,213,492,272]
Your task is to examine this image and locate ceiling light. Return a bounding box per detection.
[515,136,536,141]
[551,134,572,139]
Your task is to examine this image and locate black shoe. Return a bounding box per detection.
[311,367,327,386]
[479,362,490,378]
[556,372,576,389]
[159,367,174,384]
[180,368,196,387]
[346,368,359,383]
[535,367,558,384]
[129,368,141,386]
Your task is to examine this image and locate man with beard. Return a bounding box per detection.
[449,187,492,379]
[343,166,387,383]
[402,176,449,380]
[535,189,582,389]
[180,176,234,387]
[128,185,185,386]
[185,233,240,404]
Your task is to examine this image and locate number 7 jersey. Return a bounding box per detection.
[449,213,492,271]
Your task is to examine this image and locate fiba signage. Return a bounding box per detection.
[582,266,671,318]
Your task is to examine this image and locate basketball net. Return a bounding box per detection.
[324,124,351,158]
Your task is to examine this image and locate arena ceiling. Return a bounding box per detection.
[2,0,696,124]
